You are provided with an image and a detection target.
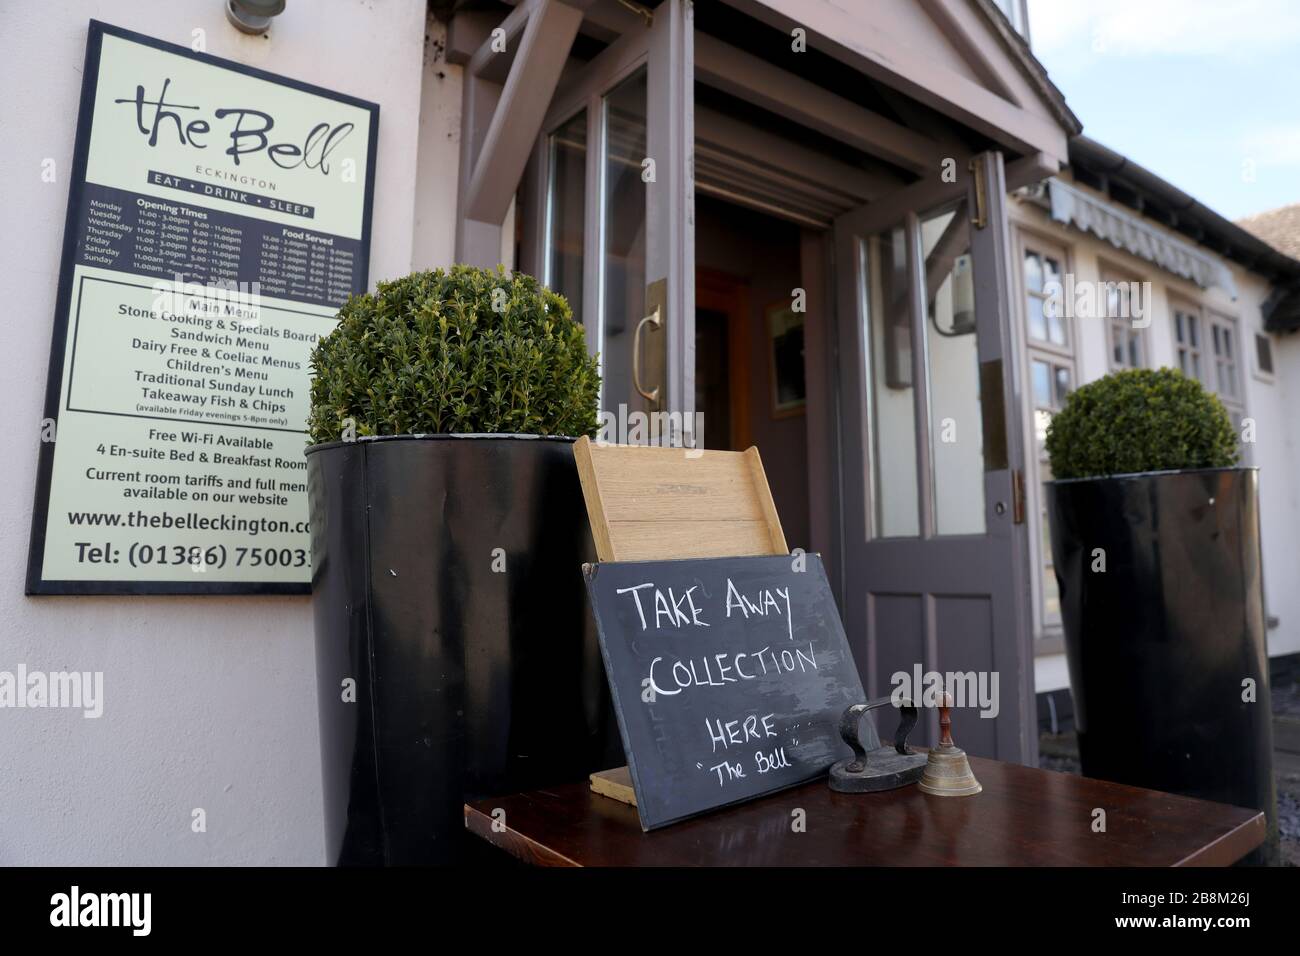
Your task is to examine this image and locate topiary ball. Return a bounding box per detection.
[307,265,600,444]
[1044,367,1238,480]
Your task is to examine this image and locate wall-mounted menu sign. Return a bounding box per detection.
[585,554,864,830]
[27,20,378,594]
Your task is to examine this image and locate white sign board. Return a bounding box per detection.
[27,21,378,594]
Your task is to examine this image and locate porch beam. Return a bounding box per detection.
[695,106,906,205]
[462,0,584,227]
[694,33,941,176]
[720,0,1070,164]
[501,0,634,46]
[446,11,499,66]
[1004,151,1059,191]
[873,85,971,159]
[836,149,1057,240]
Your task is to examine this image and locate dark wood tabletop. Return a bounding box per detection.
[464,756,1265,866]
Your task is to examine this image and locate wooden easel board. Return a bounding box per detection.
[583,553,862,831]
[573,436,788,563]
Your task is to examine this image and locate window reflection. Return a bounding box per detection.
[546,109,587,324]
[921,205,985,535]
[600,70,647,416]
[861,226,919,537]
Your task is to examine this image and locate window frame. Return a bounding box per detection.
[1012,226,1075,651]
[1099,259,1148,372]
[1207,310,1243,413]
[1252,330,1276,385]
[1016,230,1074,358]
[1169,295,1208,387]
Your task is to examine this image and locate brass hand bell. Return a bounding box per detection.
[918,692,982,797]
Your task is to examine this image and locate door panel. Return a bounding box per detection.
[835,151,1035,764]
[934,595,996,758]
[534,1,694,435]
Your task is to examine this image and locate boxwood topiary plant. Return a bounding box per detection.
[1044,367,1238,480]
[307,265,599,444]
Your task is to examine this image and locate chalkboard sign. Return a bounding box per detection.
[584,553,864,830]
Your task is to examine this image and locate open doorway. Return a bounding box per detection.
[694,194,811,551]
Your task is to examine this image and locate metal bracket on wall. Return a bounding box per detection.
[969,155,988,230]
[616,0,655,26]
[1012,468,1026,524]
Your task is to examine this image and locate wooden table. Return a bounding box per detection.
[464,757,1265,866]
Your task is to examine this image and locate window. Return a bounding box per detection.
[1030,356,1072,630]
[1254,332,1275,382]
[1172,298,1246,440]
[1173,304,1204,383]
[1209,314,1240,406]
[1017,232,1074,641]
[1103,269,1145,370]
[1174,300,1242,399]
[1022,247,1069,350]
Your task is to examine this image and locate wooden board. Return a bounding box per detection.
[589,767,636,806]
[573,436,788,563]
[584,553,863,830]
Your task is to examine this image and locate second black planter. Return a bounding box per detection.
[1046,466,1276,861]
[307,435,623,865]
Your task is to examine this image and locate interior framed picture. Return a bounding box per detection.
[766,301,806,418]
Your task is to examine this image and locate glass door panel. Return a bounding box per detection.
[599,69,648,417]
[920,204,985,535]
[535,3,691,434]
[859,225,919,538]
[545,109,587,324]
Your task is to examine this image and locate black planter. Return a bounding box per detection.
[306,434,623,865]
[1046,467,1277,862]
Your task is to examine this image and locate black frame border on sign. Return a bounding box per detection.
[25,19,380,596]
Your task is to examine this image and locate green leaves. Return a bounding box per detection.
[1044,367,1239,480]
[307,265,600,444]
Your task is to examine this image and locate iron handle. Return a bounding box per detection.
[632,305,662,404]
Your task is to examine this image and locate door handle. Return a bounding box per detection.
[632,305,662,404]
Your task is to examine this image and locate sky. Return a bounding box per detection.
[1026,0,1300,222]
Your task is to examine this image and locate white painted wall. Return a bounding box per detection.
[413,18,461,272]
[0,0,426,865]
[1011,177,1300,695]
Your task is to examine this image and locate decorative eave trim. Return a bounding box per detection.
[1047,178,1238,298]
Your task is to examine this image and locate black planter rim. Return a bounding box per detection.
[1046,464,1256,488]
[304,432,584,457]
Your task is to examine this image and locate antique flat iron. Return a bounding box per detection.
[829,697,928,792]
